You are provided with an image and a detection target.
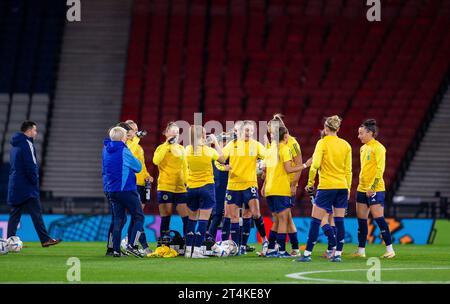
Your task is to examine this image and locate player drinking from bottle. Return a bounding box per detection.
[184,126,225,258]
[153,122,189,239]
[352,119,395,258]
[297,115,352,262]
[222,120,268,255]
[262,125,304,257]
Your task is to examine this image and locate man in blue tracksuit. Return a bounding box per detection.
[7,121,61,247]
[102,126,148,258]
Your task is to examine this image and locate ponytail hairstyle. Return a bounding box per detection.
[189,124,205,150]
[324,115,342,132]
[361,119,378,137]
[278,126,289,142]
[164,121,179,135]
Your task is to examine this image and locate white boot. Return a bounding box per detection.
[185,246,192,258]
[191,246,208,258]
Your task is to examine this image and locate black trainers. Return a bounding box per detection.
[246,245,256,252]
[126,244,144,258]
[105,248,114,256]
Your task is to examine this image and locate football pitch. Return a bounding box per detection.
[1,242,450,284]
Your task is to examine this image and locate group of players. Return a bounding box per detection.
[102,113,395,261]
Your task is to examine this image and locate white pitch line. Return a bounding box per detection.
[286,267,450,284]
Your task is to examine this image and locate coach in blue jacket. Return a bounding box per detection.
[7,121,61,247]
[103,126,148,257]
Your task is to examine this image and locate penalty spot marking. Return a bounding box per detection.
[286,267,450,284]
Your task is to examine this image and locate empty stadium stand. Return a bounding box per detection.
[396,84,450,201]
[0,0,65,204]
[122,0,450,216]
[41,0,133,198]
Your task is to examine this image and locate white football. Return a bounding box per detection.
[6,236,23,252]
[224,240,238,256]
[0,239,8,255]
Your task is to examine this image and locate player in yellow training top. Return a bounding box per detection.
[260,114,304,257]
[153,122,189,240]
[296,115,352,263]
[352,119,395,259]
[184,125,225,258]
[262,125,304,258]
[222,120,268,255]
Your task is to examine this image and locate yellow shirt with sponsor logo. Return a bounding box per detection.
[222,139,266,191]
[265,143,292,197]
[308,135,352,190]
[152,142,187,193]
[126,137,150,186]
[185,145,220,189]
[357,139,386,192]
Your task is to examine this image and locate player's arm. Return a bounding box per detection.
[282,145,303,174]
[307,140,324,189]
[290,141,303,187]
[257,141,267,160]
[209,134,225,164]
[345,145,352,192]
[152,142,170,165]
[214,161,230,171]
[368,145,385,191]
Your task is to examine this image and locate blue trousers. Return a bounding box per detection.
[109,191,145,252]
[7,197,51,243]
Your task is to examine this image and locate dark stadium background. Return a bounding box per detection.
[0,0,449,221]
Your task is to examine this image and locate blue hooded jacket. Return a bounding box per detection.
[102,139,142,193]
[7,132,40,206]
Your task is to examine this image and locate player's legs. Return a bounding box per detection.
[354,195,370,257]
[321,213,337,258]
[266,212,278,254]
[174,193,189,237]
[158,191,174,238]
[221,203,232,241]
[370,201,395,258]
[287,211,300,255]
[248,197,268,243]
[276,208,290,256]
[332,207,346,259]
[126,191,147,256]
[227,191,242,245]
[241,207,252,252]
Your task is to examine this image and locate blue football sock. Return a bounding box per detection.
[194,220,208,247]
[241,218,251,246]
[254,216,267,238]
[277,233,287,252]
[357,218,368,248]
[160,216,171,236]
[182,216,189,237]
[334,217,345,252]
[288,232,299,250]
[230,223,240,244]
[208,215,222,240]
[186,219,197,247]
[322,224,337,250]
[306,217,322,253]
[268,230,277,250]
[374,216,392,246]
[221,217,231,241]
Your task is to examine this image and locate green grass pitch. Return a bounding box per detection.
[1,242,450,284]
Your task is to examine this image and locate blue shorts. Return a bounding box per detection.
[356,191,385,207]
[315,189,348,214]
[225,187,259,209]
[157,191,188,205]
[267,196,292,214]
[187,183,216,211]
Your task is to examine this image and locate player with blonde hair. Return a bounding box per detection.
[153,122,189,239]
[297,115,352,262]
[184,125,225,258]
